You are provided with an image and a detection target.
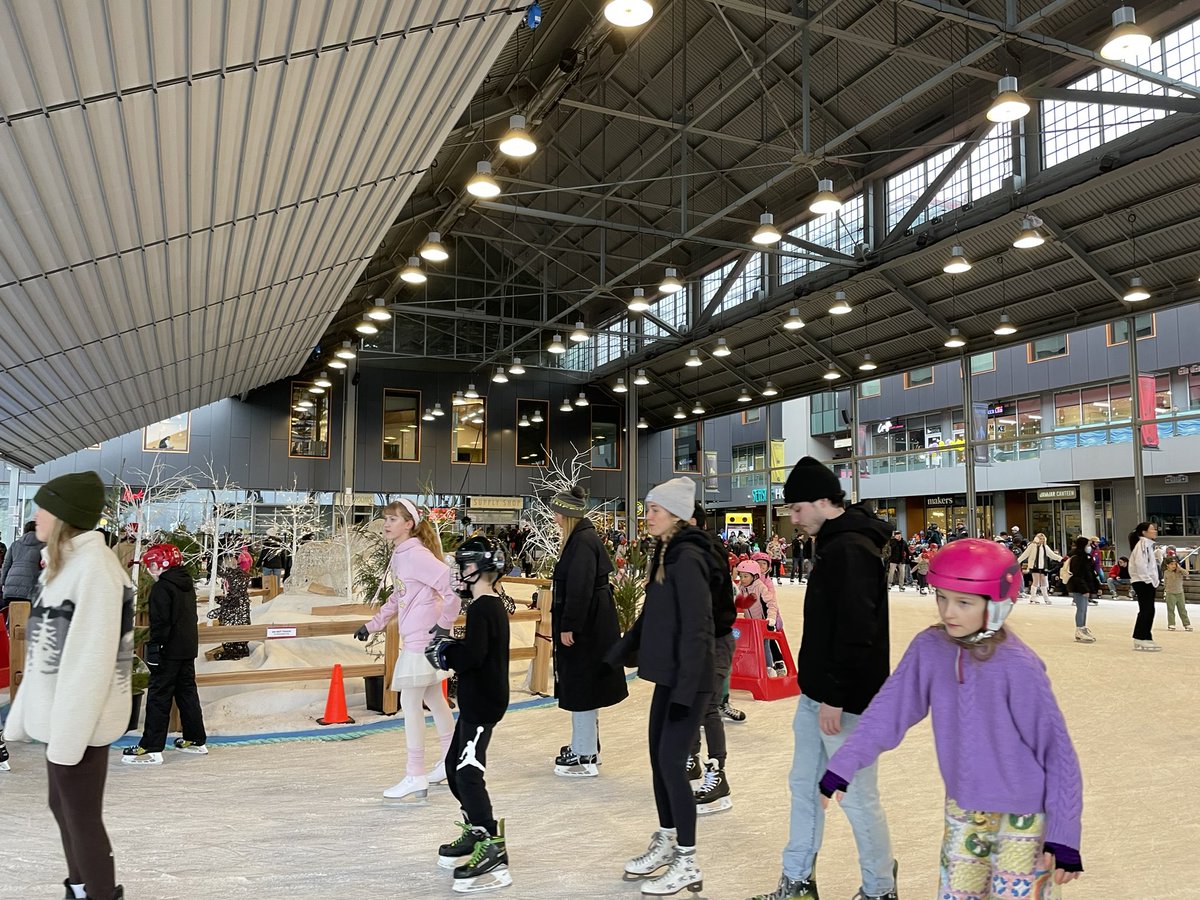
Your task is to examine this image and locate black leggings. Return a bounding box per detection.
[446,716,497,835]
[648,685,709,847]
[1132,580,1157,640]
[48,744,115,899]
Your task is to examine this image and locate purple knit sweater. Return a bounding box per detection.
[824,627,1083,862]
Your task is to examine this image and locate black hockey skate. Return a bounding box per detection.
[452,820,512,893]
[554,749,599,777]
[693,761,732,815]
[439,821,490,870]
[0,731,9,771]
[719,698,747,722]
[686,754,702,783]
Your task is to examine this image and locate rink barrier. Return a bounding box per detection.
[5,600,30,701]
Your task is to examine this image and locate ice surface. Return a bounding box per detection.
[4,584,1198,898]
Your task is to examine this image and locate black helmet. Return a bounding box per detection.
[455,534,507,575]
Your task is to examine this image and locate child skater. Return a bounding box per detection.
[354,499,458,801]
[819,539,1084,899]
[425,535,512,894]
[752,550,788,676]
[1163,557,1192,632]
[209,553,251,660]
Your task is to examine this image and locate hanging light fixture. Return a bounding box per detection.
[987,76,1030,123]
[575,393,589,407]
[518,415,530,428]
[752,212,781,245]
[1123,276,1151,302]
[943,245,972,274]
[422,409,435,422]
[673,406,686,419]
[737,388,752,403]
[809,178,842,215]
[829,290,852,315]
[560,398,573,412]
[328,357,347,370]
[314,371,332,389]
[366,299,392,321]
[712,338,732,357]
[944,327,967,348]
[659,267,683,293]
[634,368,650,386]
[692,400,706,415]
[993,313,1018,336]
[822,365,842,381]
[465,384,479,399]
[637,417,649,429]
[685,349,702,367]
[418,231,448,262]
[547,334,567,354]
[508,357,525,375]
[859,353,878,372]
[762,380,779,397]
[432,402,445,417]
[466,160,502,198]
[335,340,357,359]
[1013,216,1045,249]
[498,114,537,158]
[530,407,543,423]
[783,307,805,330]
[627,287,650,313]
[400,257,427,284]
[612,377,628,393]
[355,319,379,335]
[1101,6,1152,61]
[603,0,653,27]
[570,321,589,342]
[492,366,508,384]
[452,391,466,406]
[297,398,314,409]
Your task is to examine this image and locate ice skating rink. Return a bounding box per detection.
[4,583,1198,899]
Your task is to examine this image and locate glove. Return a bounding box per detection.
[767,618,777,630]
[145,643,161,667]
[424,636,458,672]
[353,625,370,641]
[428,623,451,641]
[668,702,690,722]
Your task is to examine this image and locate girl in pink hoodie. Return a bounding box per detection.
[355,499,459,802]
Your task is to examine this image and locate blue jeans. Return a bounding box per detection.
[1070,592,1090,627]
[571,709,599,756]
[783,695,895,894]
[1106,576,1129,596]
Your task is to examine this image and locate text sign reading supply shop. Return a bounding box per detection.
[266,627,298,639]
[1036,488,1078,501]
[467,496,524,510]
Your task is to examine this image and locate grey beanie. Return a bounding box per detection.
[645,477,697,522]
[549,485,589,518]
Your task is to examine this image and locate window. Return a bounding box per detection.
[645,284,689,341]
[288,384,329,458]
[780,195,865,283]
[1107,314,1155,345]
[674,424,699,473]
[905,366,934,389]
[860,378,881,398]
[700,261,735,309]
[986,397,1042,459]
[1147,494,1184,535]
[742,408,761,424]
[143,413,190,453]
[562,343,590,372]
[716,253,762,316]
[382,390,420,462]
[452,397,486,464]
[732,443,767,489]
[595,318,628,368]
[1028,334,1068,362]
[590,404,621,470]
[810,390,843,435]
[969,352,996,375]
[1054,390,1082,429]
[516,399,548,467]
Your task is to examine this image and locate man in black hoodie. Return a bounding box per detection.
[748,458,896,900]
[123,544,208,766]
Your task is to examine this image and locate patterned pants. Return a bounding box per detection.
[939,798,1061,899]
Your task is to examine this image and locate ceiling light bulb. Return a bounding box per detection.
[366,299,392,321]
[530,408,543,423]
[943,245,972,274]
[637,417,649,429]
[315,371,332,388]
[993,313,1018,336]
[944,327,966,348]
[466,160,502,198]
[498,114,537,158]
[809,178,842,215]
[1123,276,1151,302]
[692,401,705,415]
[634,369,650,386]
[685,349,702,367]
[355,320,378,335]
[570,322,589,342]
[628,287,651,312]
[823,366,842,381]
[465,384,479,399]
[673,407,686,419]
[1101,6,1152,61]
[783,307,805,330]
[432,403,445,416]
[575,393,589,407]
[829,290,852,315]
[752,212,781,245]
[547,333,567,354]
[418,231,448,262]
[518,415,530,428]
[859,353,878,371]
[660,267,683,293]
[335,340,357,359]
[613,377,628,393]
[328,358,347,370]
[400,257,426,284]
[508,357,525,375]
[712,338,732,357]
[762,380,779,397]
[737,388,752,402]
[1013,217,1045,249]
[560,398,573,412]
[987,75,1030,123]
[604,0,653,27]
[452,391,465,406]
[422,409,435,422]
[492,366,508,383]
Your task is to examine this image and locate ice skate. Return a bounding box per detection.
[554,750,599,778]
[1074,627,1096,643]
[719,699,746,723]
[1168,625,1177,631]
[383,774,429,801]
[640,847,702,896]
[0,737,9,772]
[1134,639,1163,651]
[747,872,820,899]
[772,660,787,677]
[693,760,731,815]
[452,820,511,893]
[172,738,208,754]
[624,828,677,878]
[685,754,702,785]
[439,821,490,869]
[1187,626,1194,632]
[851,859,899,900]
[427,760,448,784]
[120,746,163,766]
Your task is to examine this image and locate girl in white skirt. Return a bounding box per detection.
[355,499,459,801]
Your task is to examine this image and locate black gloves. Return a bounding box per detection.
[353,625,370,641]
[428,623,451,641]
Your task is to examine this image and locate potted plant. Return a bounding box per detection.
[610,542,647,635]
[128,655,150,732]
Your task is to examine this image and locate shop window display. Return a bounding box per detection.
[382,389,420,461]
[289,384,329,458]
[143,413,190,453]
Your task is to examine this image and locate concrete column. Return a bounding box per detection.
[992,493,1008,534]
[1079,479,1097,537]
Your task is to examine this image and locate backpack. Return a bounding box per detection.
[1059,556,1072,583]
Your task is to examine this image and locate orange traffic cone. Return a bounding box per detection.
[317,663,355,725]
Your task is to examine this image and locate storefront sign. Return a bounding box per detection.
[925,495,963,507]
[1165,474,1189,485]
[467,495,524,510]
[1036,488,1078,501]
[833,437,853,449]
[751,486,785,503]
[725,512,753,527]
[464,511,519,526]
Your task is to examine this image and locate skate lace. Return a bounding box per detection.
[465,835,497,867]
[698,766,719,793]
[636,832,667,864]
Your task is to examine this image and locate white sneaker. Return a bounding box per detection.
[383,775,429,800]
[427,761,447,784]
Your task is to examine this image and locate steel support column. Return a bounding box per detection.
[850,388,861,504]
[1128,315,1146,522]
[625,368,639,542]
[962,351,977,537]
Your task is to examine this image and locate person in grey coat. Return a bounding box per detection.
[1,521,45,614]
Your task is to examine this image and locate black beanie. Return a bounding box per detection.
[782,456,843,504]
[34,471,107,530]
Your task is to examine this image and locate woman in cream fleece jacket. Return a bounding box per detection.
[5,471,133,900]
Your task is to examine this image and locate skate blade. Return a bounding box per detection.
[553,765,598,778]
[0,761,9,771]
[697,796,732,815]
[121,756,163,766]
[622,867,666,881]
[383,790,429,803]
[174,746,208,755]
[641,880,702,897]
[452,867,512,893]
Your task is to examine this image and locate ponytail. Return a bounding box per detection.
[413,519,443,560]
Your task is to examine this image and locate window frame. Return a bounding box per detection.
[143,412,191,454]
[589,403,622,471]
[287,383,330,460]
[451,397,487,465]
[904,366,935,389]
[381,389,422,463]
[969,351,996,375]
[742,408,761,425]
[859,378,882,398]
[673,423,700,474]
[515,399,550,468]
[1027,334,1070,363]
[1106,313,1156,346]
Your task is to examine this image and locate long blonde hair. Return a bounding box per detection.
[384,501,442,559]
[43,518,85,583]
[558,515,580,551]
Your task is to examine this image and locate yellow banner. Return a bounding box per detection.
[725,512,753,527]
[770,439,787,482]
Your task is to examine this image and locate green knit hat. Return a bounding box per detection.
[35,471,106,530]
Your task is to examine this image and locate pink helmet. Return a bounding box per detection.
[751,551,771,563]
[734,560,759,577]
[927,538,1021,636]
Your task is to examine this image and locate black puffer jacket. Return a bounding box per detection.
[1,531,45,603]
[148,566,199,660]
[697,527,736,638]
[1064,550,1101,596]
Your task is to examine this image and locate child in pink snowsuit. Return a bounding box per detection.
[753,551,786,674]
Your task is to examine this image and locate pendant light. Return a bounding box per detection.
[1123,276,1150,302]
[944,327,966,349]
[314,371,332,388]
[422,409,435,422]
[685,349,702,367]
[993,313,1017,336]
[692,400,706,415]
[466,161,502,198]
[570,322,589,342]
[418,231,448,262]
[575,393,589,407]
[355,319,379,335]
[328,358,347,370]
[809,179,842,215]
[943,245,972,274]
[762,380,779,397]
[660,268,683,293]
[737,388,752,403]
[822,365,842,381]
[858,353,878,372]
[987,76,1030,123]
[400,257,426,284]
[712,338,732,357]
[547,334,567,354]
[1101,7,1152,61]
[366,299,392,321]
[498,114,536,158]
[752,212,781,245]
[492,366,508,384]
[297,398,314,409]
[627,288,650,312]
[530,407,543,423]
[432,403,445,417]
[465,384,479,400]
[613,377,628,393]
[604,0,653,27]
[452,391,466,406]
[782,307,805,330]
[673,406,686,419]
[508,357,525,375]
[1013,217,1045,249]
[560,398,573,412]
[829,290,852,315]
[518,415,530,428]
[637,417,649,429]
[634,369,650,386]
[335,340,357,359]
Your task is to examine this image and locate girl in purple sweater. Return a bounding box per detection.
[820,539,1083,898]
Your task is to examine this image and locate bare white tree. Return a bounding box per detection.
[198,461,252,605]
[112,454,201,585]
[523,444,618,575]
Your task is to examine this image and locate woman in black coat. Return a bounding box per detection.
[549,487,628,778]
[1064,535,1101,643]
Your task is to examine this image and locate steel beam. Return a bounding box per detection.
[1035,211,1128,303]
[698,253,752,326]
[878,271,953,333]
[1026,87,1200,114]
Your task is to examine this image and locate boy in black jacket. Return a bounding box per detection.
[426,535,512,894]
[122,544,208,766]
